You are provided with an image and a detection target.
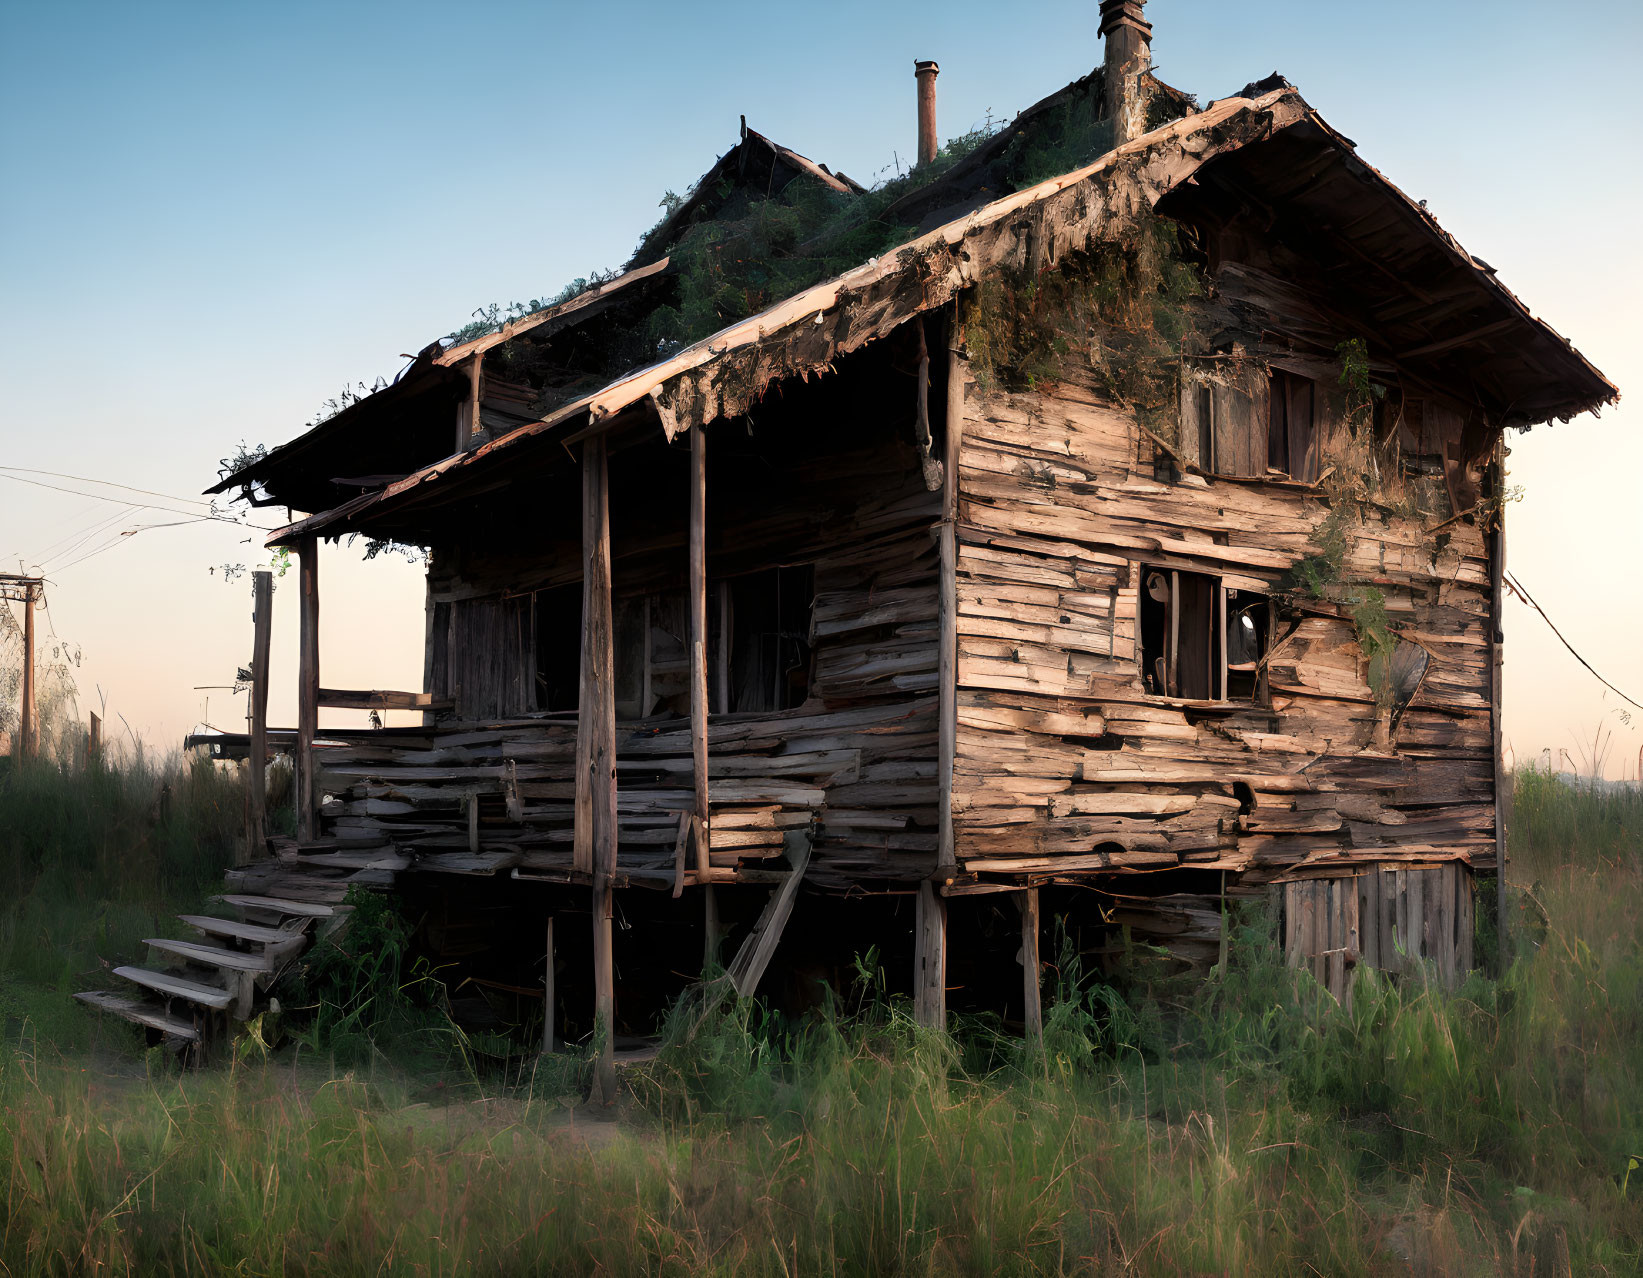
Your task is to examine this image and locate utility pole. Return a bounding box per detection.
[0,575,44,758]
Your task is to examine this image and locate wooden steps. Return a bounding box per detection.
[112,965,235,1010]
[215,894,337,919]
[177,914,306,947]
[144,937,275,973]
[75,991,200,1041]
[78,851,352,1056]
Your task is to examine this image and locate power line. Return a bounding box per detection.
[49,517,218,575]
[0,465,217,510]
[0,471,273,531]
[1505,571,1643,714]
[29,504,138,568]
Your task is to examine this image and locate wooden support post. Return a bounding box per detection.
[938,338,964,877]
[703,884,721,970]
[1020,888,1042,1049]
[689,424,710,875]
[1488,443,1509,972]
[20,587,36,758]
[1167,569,1180,698]
[296,538,319,843]
[245,570,272,862]
[87,711,101,762]
[456,353,483,451]
[914,880,946,1031]
[541,915,556,1054]
[578,436,617,1101]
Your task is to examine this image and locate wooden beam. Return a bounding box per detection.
[296,537,320,842]
[938,336,965,875]
[316,688,453,711]
[1167,569,1181,698]
[1020,887,1042,1049]
[577,435,617,1102]
[689,424,710,874]
[725,836,813,997]
[541,914,555,1054]
[914,880,946,1031]
[1488,440,1509,973]
[246,570,272,862]
[456,352,483,452]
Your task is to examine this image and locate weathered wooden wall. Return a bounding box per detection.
[326,377,943,892]
[1284,862,1474,1003]
[951,357,1498,898]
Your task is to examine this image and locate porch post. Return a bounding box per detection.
[296,538,319,843]
[690,424,711,874]
[937,332,965,877]
[914,880,946,1030]
[689,423,719,964]
[1020,888,1043,1049]
[578,435,618,1100]
[245,569,273,862]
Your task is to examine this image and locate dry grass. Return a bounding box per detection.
[0,765,1637,1275]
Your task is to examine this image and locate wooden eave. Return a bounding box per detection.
[266,84,1616,549]
[206,258,674,509]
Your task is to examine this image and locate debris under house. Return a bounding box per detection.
[79,0,1616,1075]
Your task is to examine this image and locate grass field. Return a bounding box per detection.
[0,754,1638,1275]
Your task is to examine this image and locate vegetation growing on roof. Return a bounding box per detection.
[964,210,1206,435]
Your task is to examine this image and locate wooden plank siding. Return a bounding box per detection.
[950,357,1498,889]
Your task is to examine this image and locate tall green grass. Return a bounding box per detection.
[0,749,245,1049]
[0,767,1638,1273]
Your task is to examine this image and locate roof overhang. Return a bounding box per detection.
[266,85,1616,548]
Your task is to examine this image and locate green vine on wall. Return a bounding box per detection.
[1283,337,1403,708]
[964,211,1206,434]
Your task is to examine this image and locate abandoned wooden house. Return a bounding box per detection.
[78,1,1616,1069]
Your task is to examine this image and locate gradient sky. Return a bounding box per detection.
[1,0,1638,776]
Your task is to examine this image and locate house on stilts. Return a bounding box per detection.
[79,1,1616,1072]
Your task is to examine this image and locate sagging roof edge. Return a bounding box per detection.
[205,258,675,499]
[209,122,862,502]
[265,86,1618,549]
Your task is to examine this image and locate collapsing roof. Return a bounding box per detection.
[257,81,1616,548]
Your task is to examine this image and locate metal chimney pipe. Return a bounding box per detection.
[1099,0,1153,144]
[915,60,940,166]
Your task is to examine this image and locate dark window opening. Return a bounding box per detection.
[1224,590,1269,701]
[721,564,814,713]
[1268,368,1318,483]
[535,567,815,719]
[1139,567,1269,703]
[534,583,582,712]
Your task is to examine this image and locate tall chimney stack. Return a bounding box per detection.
[1099,0,1152,144]
[915,60,940,167]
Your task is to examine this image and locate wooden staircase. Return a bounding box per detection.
[75,838,397,1059]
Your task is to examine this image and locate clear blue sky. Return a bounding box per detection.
[2,1,1639,774]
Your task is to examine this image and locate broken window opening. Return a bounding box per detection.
[1138,566,1269,703]
[1178,362,1268,479]
[1268,367,1319,483]
[537,565,816,720]
[721,564,815,714]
